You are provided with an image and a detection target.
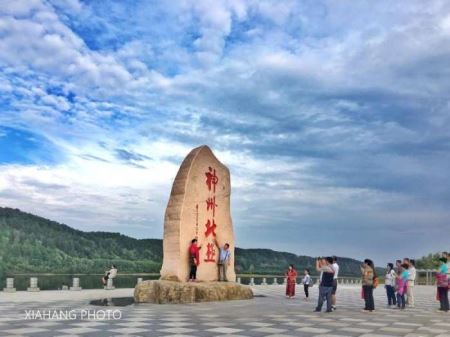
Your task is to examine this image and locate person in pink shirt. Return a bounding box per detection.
[395,264,408,309]
[436,257,449,312]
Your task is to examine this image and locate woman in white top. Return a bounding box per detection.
[384,263,397,307]
[302,269,311,300]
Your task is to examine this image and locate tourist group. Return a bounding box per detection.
[284,252,450,313]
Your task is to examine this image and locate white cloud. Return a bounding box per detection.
[0,0,449,262]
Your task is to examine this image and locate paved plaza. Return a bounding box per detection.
[0,285,449,337]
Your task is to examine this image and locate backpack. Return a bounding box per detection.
[373,276,379,289]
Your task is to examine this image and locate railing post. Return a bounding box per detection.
[236,277,241,284]
[249,277,255,286]
[283,277,287,285]
[273,277,278,285]
[3,278,16,292]
[70,277,82,291]
[262,277,267,285]
[137,277,143,284]
[27,277,40,292]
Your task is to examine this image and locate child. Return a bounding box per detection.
[303,269,311,300]
[395,264,408,309]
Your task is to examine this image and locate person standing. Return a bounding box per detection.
[406,259,416,307]
[385,263,397,307]
[331,256,339,311]
[315,257,335,313]
[188,238,201,282]
[443,252,450,284]
[436,257,449,312]
[303,269,311,300]
[361,259,375,312]
[285,264,298,298]
[396,264,408,310]
[215,239,231,282]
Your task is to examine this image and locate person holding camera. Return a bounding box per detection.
[314,257,335,313]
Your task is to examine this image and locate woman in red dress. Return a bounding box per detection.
[285,264,298,298]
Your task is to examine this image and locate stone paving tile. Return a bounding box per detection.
[0,285,449,336]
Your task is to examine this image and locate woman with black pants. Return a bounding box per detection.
[361,259,376,312]
[302,269,311,300]
[385,263,397,307]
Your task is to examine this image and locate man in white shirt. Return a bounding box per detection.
[404,258,416,307]
[214,239,231,281]
[331,256,339,310]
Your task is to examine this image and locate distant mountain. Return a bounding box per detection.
[0,207,366,279]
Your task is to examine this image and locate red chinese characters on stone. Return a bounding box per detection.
[203,166,219,263]
[206,196,218,217]
[204,219,217,238]
[205,166,219,193]
[204,242,216,262]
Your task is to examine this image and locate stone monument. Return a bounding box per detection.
[134,145,252,303]
[160,145,235,282]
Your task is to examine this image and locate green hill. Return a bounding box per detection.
[0,207,365,279]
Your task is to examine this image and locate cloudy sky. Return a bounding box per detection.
[0,0,449,264]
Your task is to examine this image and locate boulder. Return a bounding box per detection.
[134,280,253,304]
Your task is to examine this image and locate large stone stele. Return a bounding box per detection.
[134,280,253,304]
[136,145,253,304]
[160,145,236,282]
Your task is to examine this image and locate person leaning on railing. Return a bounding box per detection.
[102,265,117,286]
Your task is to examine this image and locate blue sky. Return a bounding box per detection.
[0,0,449,264]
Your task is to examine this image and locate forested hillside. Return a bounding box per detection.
[0,207,365,279]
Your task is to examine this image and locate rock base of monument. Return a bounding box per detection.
[134,280,253,304]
